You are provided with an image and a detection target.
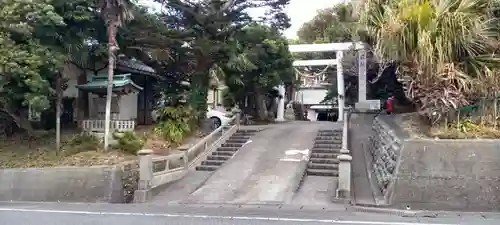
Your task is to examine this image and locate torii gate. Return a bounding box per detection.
[275,42,378,122]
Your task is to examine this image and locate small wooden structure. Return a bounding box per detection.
[76,74,142,134]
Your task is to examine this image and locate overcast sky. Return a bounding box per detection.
[138,0,342,39]
[248,0,343,38]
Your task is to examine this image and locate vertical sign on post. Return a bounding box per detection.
[276,84,286,121]
[358,49,367,102]
[336,51,344,122]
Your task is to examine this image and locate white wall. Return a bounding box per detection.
[60,62,139,121]
[307,109,317,121]
[118,93,138,120]
[61,62,106,98]
[89,94,119,120]
[61,63,81,98]
[295,88,328,105]
[207,85,227,107]
[88,93,138,121]
[207,89,215,106]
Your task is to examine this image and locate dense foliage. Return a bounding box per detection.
[154,106,197,144]
[0,0,66,130]
[222,24,295,121]
[296,0,500,130]
[0,0,294,136]
[360,0,500,124]
[294,4,367,106]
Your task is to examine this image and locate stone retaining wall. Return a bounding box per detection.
[367,115,500,211]
[393,140,500,211]
[368,117,404,200]
[0,162,138,203]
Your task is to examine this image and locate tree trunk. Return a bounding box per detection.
[104,24,119,151]
[189,55,212,122]
[494,93,498,128]
[0,105,33,134]
[56,73,62,152]
[268,97,278,120]
[76,70,89,122]
[255,88,268,121]
[285,84,294,105]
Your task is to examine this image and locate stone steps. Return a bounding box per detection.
[310,157,339,164]
[306,168,339,177]
[311,148,341,154]
[306,129,342,177]
[314,139,342,144]
[315,136,342,141]
[195,129,258,171]
[308,162,339,170]
[311,152,339,158]
[313,143,342,149]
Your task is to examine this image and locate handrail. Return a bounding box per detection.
[341,110,349,153]
[134,112,241,202]
[336,109,353,200]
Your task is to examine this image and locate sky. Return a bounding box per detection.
[138,0,342,39]
[248,0,343,38]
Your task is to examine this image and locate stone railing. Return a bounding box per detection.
[81,119,135,133]
[336,110,353,199]
[368,116,403,202]
[134,113,240,203]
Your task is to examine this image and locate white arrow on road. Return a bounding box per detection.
[280,149,310,162]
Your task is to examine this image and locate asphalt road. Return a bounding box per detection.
[1,202,500,225]
[1,122,499,225]
[0,211,460,225]
[0,209,459,225]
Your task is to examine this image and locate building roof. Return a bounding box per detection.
[116,58,156,76]
[76,73,143,95]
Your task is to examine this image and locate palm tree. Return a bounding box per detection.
[99,0,134,150]
[360,0,500,123]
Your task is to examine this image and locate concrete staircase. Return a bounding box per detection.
[195,129,259,171]
[306,129,342,176]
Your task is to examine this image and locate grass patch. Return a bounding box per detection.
[0,127,206,168]
[0,130,136,168]
[400,113,500,139]
[426,124,500,139]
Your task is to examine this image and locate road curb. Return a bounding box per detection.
[348,204,500,219]
[348,205,439,217]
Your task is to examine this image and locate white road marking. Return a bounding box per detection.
[285,149,310,156]
[0,207,456,225]
[280,158,303,162]
[281,149,310,162]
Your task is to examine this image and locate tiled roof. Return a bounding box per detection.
[76,73,143,92]
[116,58,155,75]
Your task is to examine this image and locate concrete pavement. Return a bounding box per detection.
[5,121,499,224]
[291,175,340,206]
[350,113,378,205]
[155,122,339,205]
[1,201,499,225]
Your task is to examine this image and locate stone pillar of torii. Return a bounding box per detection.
[275,42,376,122]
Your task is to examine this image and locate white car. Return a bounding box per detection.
[206,107,233,129]
[152,106,233,129]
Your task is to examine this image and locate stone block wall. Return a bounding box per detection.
[366,114,500,211]
[393,140,500,211]
[0,162,139,203]
[368,116,403,199]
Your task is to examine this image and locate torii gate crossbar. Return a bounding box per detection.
[285,42,368,121]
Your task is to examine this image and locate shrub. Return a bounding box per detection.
[67,133,100,153]
[153,106,197,144]
[113,131,145,154]
[427,119,500,139]
[222,89,236,110]
[292,101,307,120]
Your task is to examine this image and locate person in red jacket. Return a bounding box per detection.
[385,96,394,114]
